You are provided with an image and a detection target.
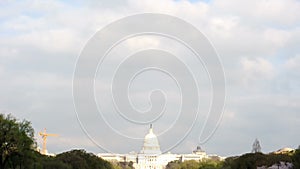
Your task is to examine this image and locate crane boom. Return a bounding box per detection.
[39,128,58,155]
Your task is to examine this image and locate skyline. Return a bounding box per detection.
[0,0,299,157]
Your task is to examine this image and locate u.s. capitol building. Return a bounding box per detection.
[98,125,223,169]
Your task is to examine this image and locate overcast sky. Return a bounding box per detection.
[0,0,300,157]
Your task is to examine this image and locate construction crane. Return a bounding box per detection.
[38,128,58,155]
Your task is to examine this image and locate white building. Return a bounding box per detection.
[98,125,218,169]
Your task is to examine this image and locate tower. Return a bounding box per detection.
[251,138,262,153]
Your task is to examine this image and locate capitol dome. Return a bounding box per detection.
[140,124,162,155]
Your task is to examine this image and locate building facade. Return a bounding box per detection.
[98,125,219,169]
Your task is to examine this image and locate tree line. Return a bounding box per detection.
[166,149,300,169]
[1,113,299,169]
[0,113,132,169]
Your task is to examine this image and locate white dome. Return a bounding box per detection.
[140,125,162,155]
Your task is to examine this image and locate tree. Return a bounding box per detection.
[293,148,300,169]
[166,159,223,169]
[199,159,223,169]
[166,160,181,169]
[0,114,35,169]
[222,152,293,169]
[181,160,202,169]
[41,156,71,169]
[56,149,113,169]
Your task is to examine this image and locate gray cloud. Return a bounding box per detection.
[0,0,299,157]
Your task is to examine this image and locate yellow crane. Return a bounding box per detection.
[38,128,58,155]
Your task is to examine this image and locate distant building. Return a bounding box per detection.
[98,125,222,169]
[272,147,295,155]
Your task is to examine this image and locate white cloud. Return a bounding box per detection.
[223,110,236,120]
[255,0,300,25]
[241,57,275,81]
[126,36,161,50]
[263,28,290,49]
[209,16,239,38]
[212,0,300,26]
[285,54,300,72]
[128,0,209,18]
[6,29,81,54]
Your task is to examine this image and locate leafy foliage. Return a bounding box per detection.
[0,114,35,169]
[56,149,112,169]
[222,152,293,169]
[199,159,224,169]
[2,113,300,169]
[25,149,114,169]
[111,161,134,169]
[166,159,223,169]
[166,152,298,169]
[0,113,115,169]
[292,148,300,169]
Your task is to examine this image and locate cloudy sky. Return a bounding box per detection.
[1,0,300,157]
